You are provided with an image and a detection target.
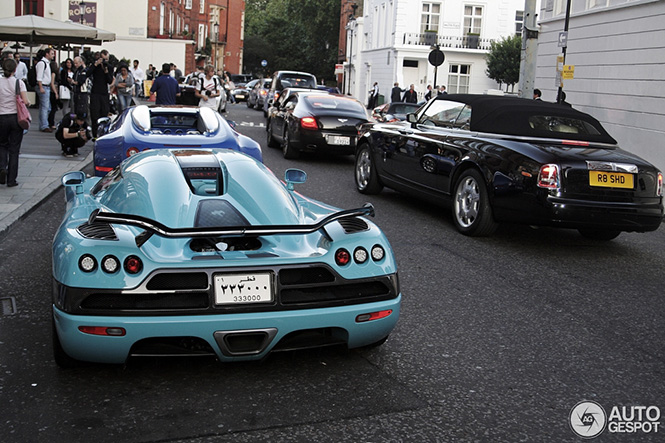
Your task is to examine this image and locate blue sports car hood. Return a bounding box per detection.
[97,149,304,228]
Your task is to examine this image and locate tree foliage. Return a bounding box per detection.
[485,35,521,90]
[244,0,340,81]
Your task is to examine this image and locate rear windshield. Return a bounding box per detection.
[279,75,316,89]
[528,115,602,136]
[304,96,365,114]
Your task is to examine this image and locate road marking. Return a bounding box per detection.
[238,122,265,128]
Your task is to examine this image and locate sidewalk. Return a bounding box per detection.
[0,106,92,240]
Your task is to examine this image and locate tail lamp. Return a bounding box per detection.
[79,326,126,336]
[300,117,318,130]
[101,255,120,273]
[78,254,97,272]
[335,245,386,266]
[537,164,560,190]
[124,255,143,274]
[657,172,663,197]
[356,310,393,323]
[126,147,140,157]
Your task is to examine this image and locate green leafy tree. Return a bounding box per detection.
[485,35,521,91]
[244,0,340,81]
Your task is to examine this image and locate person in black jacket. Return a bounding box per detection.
[86,50,113,138]
[390,82,404,103]
[71,56,89,119]
[55,112,91,157]
[402,84,418,103]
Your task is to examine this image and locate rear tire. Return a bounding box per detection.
[266,120,278,148]
[452,169,498,236]
[355,144,383,194]
[282,128,299,159]
[578,229,621,241]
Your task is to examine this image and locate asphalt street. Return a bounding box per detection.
[0,102,663,442]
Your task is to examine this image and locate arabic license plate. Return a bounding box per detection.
[236,94,245,99]
[327,135,350,145]
[589,171,634,189]
[214,273,273,305]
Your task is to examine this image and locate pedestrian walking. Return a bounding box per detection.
[0,58,30,187]
[114,64,135,113]
[35,48,55,132]
[368,82,379,109]
[86,50,113,138]
[402,84,418,103]
[150,63,180,105]
[391,82,404,103]
[195,65,223,110]
[130,59,145,98]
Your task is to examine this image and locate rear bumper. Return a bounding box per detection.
[295,130,356,154]
[53,296,401,364]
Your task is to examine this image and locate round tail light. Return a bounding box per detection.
[353,247,368,264]
[101,255,120,273]
[335,249,351,266]
[371,245,385,261]
[124,255,143,274]
[78,254,97,272]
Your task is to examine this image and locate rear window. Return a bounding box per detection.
[304,96,365,113]
[279,75,316,89]
[528,115,602,136]
[419,100,467,127]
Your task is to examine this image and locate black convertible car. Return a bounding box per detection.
[354,94,663,240]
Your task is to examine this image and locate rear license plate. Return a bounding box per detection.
[236,94,245,99]
[589,171,634,189]
[214,273,273,305]
[327,135,351,145]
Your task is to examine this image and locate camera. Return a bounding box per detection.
[205,90,212,97]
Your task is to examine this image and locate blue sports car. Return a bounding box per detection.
[52,149,401,366]
[93,105,261,177]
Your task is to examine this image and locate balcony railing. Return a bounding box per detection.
[402,33,492,50]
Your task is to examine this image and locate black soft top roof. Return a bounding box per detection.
[435,94,617,144]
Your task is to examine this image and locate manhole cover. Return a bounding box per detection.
[1,297,17,315]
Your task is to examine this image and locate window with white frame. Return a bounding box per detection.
[160,2,165,35]
[421,3,441,34]
[169,9,174,35]
[185,0,192,9]
[515,10,524,36]
[448,64,471,94]
[463,5,483,35]
[198,23,206,48]
[200,0,205,14]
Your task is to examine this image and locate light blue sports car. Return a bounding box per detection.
[52,149,401,367]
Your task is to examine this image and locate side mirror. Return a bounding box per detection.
[62,171,86,195]
[406,113,417,124]
[285,168,307,191]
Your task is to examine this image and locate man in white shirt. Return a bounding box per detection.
[36,48,55,132]
[130,59,145,97]
[194,65,223,110]
[13,53,28,83]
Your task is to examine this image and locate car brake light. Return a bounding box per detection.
[95,166,113,173]
[126,147,140,157]
[335,248,351,266]
[562,140,589,146]
[79,326,126,336]
[124,255,143,274]
[537,164,560,189]
[301,117,318,130]
[356,310,393,323]
[658,172,663,197]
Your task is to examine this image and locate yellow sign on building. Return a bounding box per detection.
[563,65,575,79]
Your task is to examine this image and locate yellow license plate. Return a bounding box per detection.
[589,171,634,189]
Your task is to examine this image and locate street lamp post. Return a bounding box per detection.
[213,22,219,72]
[79,1,86,25]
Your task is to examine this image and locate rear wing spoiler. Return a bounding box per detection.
[88,203,375,247]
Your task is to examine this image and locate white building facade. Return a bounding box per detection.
[0,0,188,72]
[345,0,529,105]
[534,0,665,174]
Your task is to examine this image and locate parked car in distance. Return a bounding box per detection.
[230,82,250,102]
[94,105,261,176]
[229,74,254,85]
[52,149,401,366]
[372,102,421,122]
[316,85,341,94]
[264,70,317,116]
[248,79,271,110]
[241,79,259,104]
[266,89,369,159]
[355,94,663,240]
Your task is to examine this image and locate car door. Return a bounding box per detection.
[272,95,297,143]
[382,101,466,194]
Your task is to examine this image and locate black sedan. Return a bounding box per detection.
[354,94,663,240]
[266,90,369,159]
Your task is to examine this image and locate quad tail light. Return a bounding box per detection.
[78,254,143,275]
[335,245,385,266]
[537,164,560,190]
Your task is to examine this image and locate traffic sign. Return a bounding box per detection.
[261,59,268,67]
[428,49,445,67]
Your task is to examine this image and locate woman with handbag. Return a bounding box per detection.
[59,58,74,115]
[114,64,135,113]
[0,58,30,187]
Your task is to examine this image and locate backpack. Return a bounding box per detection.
[200,76,220,94]
[27,60,45,88]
